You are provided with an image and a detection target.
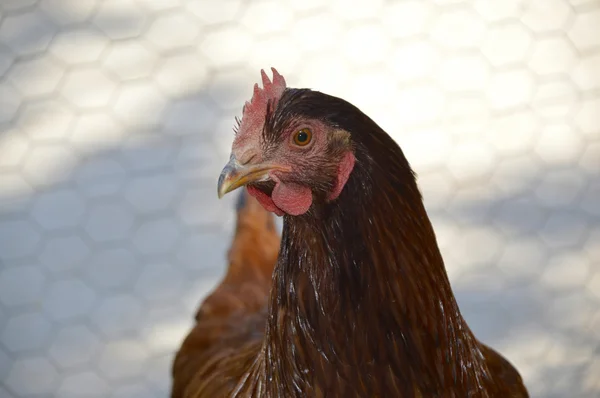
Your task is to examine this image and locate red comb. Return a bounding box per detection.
[236,68,286,138]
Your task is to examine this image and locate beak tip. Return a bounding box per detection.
[217,175,226,199]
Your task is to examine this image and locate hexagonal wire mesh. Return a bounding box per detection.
[0,0,599,397]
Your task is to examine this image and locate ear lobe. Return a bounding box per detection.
[327,151,356,201]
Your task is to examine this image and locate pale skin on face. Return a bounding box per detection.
[240,126,356,216]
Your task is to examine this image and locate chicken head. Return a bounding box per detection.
[218,68,355,216]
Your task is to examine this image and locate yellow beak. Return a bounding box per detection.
[217,155,289,198]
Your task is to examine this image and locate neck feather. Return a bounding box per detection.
[262,127,491,396]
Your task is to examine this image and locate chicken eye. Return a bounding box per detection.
[293,128,312,146]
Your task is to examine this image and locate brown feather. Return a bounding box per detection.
[171,191,278,398]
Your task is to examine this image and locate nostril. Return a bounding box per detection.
[239,152,257,165]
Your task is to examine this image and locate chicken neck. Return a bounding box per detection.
[262,126,493,396]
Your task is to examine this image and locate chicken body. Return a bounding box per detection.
[173,189,527,398]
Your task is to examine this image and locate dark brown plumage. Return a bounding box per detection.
[172,71,529,397]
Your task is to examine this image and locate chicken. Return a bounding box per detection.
[172,68,529,397]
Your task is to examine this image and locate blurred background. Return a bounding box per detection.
[0,0,598,397]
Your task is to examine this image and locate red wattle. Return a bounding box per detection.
[272,178,313,216]
[246,185,284,216]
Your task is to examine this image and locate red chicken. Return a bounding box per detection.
[172,69,529,397]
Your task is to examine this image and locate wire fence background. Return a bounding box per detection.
[0,0,599,397]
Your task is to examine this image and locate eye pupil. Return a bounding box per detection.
[294,128,312,146]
